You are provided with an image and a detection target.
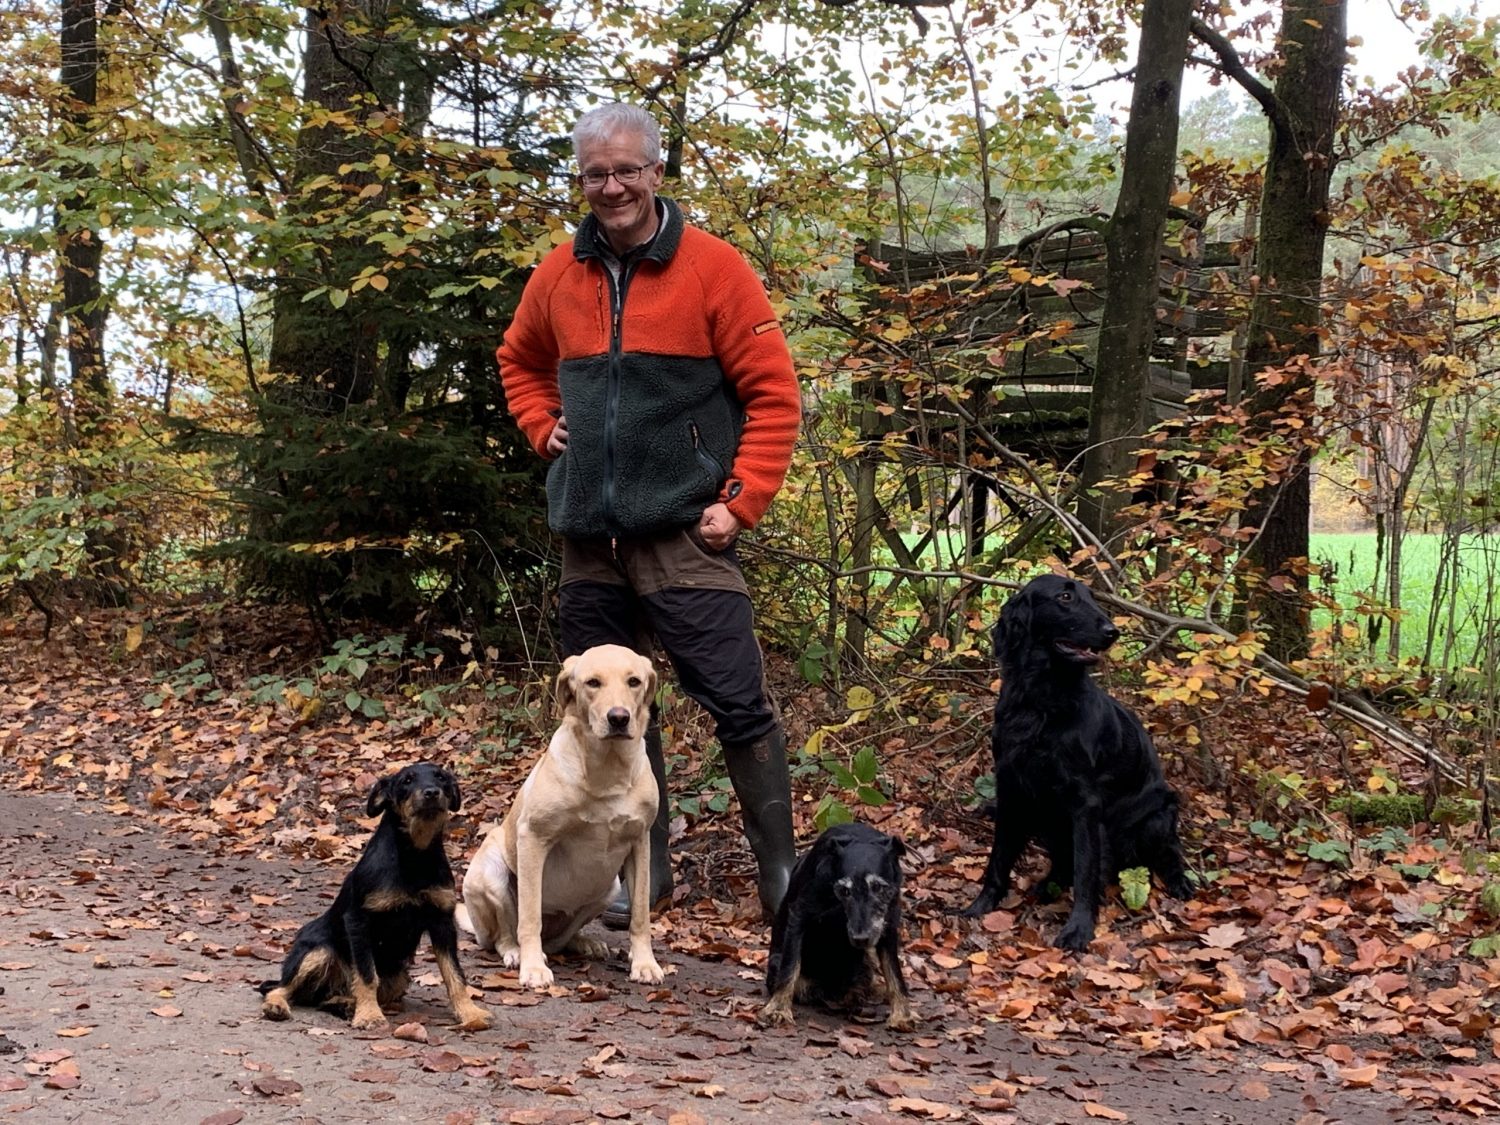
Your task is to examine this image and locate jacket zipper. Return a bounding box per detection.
[689,420,723,481]
[601,259,639,530]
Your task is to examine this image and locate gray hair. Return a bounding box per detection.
[573,104,662,166]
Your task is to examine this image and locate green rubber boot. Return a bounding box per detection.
[723,725,796,919]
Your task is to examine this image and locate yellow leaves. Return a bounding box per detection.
[124,624,144,654]
[804,686,879,756]
[846,685,875,720]
[350,272,388,293]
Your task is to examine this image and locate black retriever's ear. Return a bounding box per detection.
[443,771,462,813]
[367,775,393,818]
[997,588,1033,665]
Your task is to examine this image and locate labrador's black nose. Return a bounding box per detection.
[1101,622,1120,647]
[606,706,631,730]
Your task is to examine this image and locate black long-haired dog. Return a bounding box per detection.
[759,822,915,1031]
[962,574,1192,951]
[259,762,491,1030]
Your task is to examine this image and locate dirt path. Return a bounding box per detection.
[0,790,1411,1125]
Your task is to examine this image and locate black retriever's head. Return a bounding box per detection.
[367,762,462,848]
[828,825,906,947]
[996,574,1120,673]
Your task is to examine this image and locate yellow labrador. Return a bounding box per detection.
[460,644,665,988]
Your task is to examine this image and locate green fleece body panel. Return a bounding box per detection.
[546,352,744,538]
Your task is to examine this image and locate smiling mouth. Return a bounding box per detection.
[1054,640,1105,664]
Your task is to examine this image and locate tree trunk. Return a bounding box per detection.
[1078,0,1194,543]
[59,0,110,432]
[266,2,384,407]
[1240,0,1347,662]
[59,0,127,600]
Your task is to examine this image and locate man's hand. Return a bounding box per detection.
[698,503,741,552]
[545,415,568,457]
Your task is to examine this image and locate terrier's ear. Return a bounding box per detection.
[367,775,393,818]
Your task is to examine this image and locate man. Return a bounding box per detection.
[497,103,802,924]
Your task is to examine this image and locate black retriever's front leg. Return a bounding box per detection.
[1055,799,1105,951]
[1034,828,1074,902]
[1144,804,1193,899]
[961,803,1027,917]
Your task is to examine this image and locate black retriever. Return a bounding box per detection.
[259,762,491,1030]
[759,822,915,1031]
[962,574,1191,950]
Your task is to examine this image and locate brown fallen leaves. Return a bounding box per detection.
[6,602,1500,1117]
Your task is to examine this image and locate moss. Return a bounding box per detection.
[1330,792,1475,828]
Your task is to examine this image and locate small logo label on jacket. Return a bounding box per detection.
[752,320,781,335]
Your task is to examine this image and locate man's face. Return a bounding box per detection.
[577,130,665,255]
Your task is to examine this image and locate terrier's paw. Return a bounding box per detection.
[350,1007,388,1031]
[757,1000,794,1028]
[452,1003,492,1032]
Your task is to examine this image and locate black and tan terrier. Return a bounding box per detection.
[759,822,915,1031]
[259,762,491,1031]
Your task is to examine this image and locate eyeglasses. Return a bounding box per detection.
[576,164,653,189]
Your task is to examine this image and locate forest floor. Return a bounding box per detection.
[1,601,1497,1123]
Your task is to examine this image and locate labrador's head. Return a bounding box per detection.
[555,644,657,742]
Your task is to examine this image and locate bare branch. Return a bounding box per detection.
[1188,17,1291,137]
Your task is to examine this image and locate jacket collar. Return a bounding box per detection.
[573,196,684,265]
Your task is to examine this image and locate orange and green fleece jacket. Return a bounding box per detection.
[497,198,801,540]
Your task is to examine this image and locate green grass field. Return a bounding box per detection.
[1309,532,1499,666]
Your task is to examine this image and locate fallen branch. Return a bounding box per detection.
[748,542,1461,785]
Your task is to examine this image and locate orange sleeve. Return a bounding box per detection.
[703,243,802,529]
[497,250,568,459]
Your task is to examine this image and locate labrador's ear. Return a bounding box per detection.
[554,655,580,718]
[643,663,658,706]
[367,774,394,818]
